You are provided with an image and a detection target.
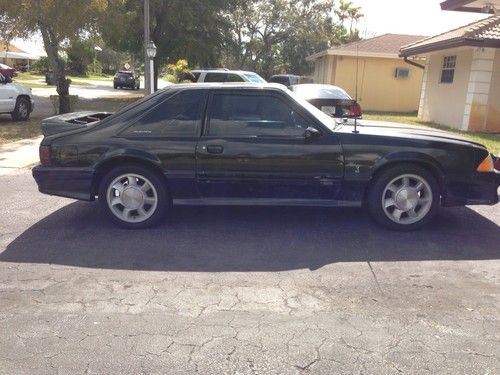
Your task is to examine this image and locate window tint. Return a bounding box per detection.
[244,73,266,83]
[226,73,244,82]
[192,72,201,81]
[270,76,290,86]
[123,90,206,137]
[205,73,227,82]
[208,93,309,137]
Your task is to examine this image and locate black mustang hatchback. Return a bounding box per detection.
[33,83,500,230]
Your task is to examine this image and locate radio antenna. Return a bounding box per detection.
[353,39,359,134]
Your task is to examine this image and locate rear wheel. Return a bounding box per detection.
[98,165,169,228]
[11,97,30,121]
[366,164,440,231]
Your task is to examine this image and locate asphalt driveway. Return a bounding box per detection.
[0,171,499,374]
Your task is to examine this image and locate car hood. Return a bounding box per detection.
[336,119,486,149]
[8,82,33,96]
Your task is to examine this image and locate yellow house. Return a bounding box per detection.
[307,34,426,112]
[400,2,500,133]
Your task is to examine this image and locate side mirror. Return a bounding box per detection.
[304,126,321,140]
[5,76,12,84]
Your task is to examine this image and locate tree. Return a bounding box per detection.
[100,0,233,90]
[0,0,107,113]
[222,0,361,77]
[334,0,363,41]
[67,39,95,75]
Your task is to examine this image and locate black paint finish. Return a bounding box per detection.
[32,84,500,208]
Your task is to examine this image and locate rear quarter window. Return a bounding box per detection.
[122,90,207,137]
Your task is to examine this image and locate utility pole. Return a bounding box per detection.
[144,0,150,95]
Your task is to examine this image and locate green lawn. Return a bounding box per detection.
[364,112,500,155]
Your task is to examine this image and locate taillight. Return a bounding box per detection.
[348,103,362,117]
[39,146,51,166]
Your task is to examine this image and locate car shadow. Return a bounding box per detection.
[1,203,499,272]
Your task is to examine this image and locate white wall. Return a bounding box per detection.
[419,48,473,129]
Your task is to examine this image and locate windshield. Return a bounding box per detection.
[284,89,339,130]
[244,73,267,83]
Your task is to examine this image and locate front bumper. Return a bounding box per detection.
[442,171,500,206]
[32,165,95,201]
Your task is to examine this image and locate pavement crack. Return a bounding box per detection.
[367,261,384,294]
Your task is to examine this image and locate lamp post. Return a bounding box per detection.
[145,41,157,95]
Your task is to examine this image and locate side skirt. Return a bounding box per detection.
[172,198,361,207]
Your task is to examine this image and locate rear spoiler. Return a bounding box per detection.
[41,111,113,136]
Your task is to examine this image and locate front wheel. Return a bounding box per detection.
[98,165,169,228]
[366,165,440,231]
[11,97,30,121]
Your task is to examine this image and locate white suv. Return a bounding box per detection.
[191,69,266,83]
[0,73,35,121]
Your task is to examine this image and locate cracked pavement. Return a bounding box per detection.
[0,171,499,374]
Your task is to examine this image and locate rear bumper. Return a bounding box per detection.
[442,171,500,206]
[32,165,95,201]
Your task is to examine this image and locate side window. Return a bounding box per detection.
[440,55,456,84]
[205,73,227,82]
[226,74,244,82]
[208,93,309,137]
[123,90,206,137]
[192,72,201,81]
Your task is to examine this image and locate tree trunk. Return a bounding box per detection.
[39,22,71,113]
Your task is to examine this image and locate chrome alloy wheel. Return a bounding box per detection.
[106,174,158,223]
[19,100,29,118]
[381,174,433,225]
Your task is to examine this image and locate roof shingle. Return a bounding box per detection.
[307,34,427,61]
[400,15,500,56]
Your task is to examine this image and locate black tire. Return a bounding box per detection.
[98,164,169,229]
[366,164,440,231]
[11,97,30,121]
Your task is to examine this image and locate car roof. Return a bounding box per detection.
[162,82,287,91]
[191,69,260,75]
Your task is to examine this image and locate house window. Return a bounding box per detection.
[440,55,456,84]
[394,67,410,79]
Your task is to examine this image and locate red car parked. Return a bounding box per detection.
[0,63,17,78]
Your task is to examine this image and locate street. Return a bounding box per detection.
[30,78,172,99]
[0,170,499,374]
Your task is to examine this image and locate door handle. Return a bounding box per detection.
[206,145,224,154]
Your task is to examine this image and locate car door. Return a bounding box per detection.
[195,89,344,201]
[118,89,208,200]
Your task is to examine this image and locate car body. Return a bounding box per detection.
[269,74,314,87]
[290,84,362,118]
[32,83,499,230]
[0,63,16,78]
[191,69,266,83]
[113,71,140,90]
[0,73,35,121]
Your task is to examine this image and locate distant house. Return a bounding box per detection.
[0,41,39,70]
[306,34,426,112]
[400,2,499,133]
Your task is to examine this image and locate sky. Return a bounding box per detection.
[352,0,489,38]
[12,0,492,57]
